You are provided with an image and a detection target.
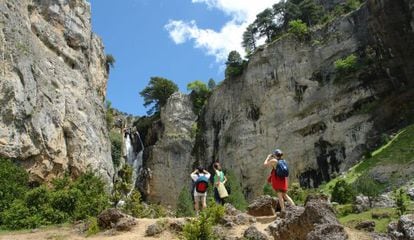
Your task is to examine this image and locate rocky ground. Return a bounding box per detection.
[0,195,377,240]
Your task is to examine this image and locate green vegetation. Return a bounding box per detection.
[187,80,210,115]
[86,216,100,237]
[331,180,356,204]
[339,208,397,233]
[109,130,123,168]
[225,51,245,79]
[0,162,109,230]
[139,76,179,115]
[182,203,224,240]
[105,54,115,72]
[288,20,309,40]
[176,186,195,217]
[288,183,307,205]
[393,188,409,216]
[355,174,381,207]
[321,124,414,195]
[334,54,359,77]
[225,170,248,211]
[105,100,114,129]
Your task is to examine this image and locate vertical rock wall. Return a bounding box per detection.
[0,0,114,184]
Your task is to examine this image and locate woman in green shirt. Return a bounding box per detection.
[213,162,228,205]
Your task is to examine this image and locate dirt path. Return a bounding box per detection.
[0,219,371,240]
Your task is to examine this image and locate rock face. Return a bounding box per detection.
[0,0,114,184]
[268,195,348,240]
[145,92,197,206]
[200,0,414,199]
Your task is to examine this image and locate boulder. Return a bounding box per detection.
[243,226,269,240]
[247,195,278,216]
[355,220,375,232]
[97,208,136,231]
[267,195,347,240]
[388,214,414,240]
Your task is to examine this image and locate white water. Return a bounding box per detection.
[124,131,144,197]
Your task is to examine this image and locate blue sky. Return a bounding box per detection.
[89,0,275,116]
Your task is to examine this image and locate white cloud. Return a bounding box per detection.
[165,0,276,63]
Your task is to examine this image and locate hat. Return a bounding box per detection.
[273,149,283,156]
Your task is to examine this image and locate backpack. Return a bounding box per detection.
[275,159,289,177]
[194,175,209,193]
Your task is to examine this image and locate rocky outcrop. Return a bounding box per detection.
[388,214,414,240]
[201,0,414,199]
[97,208,136,231]
[267,195,348,240]
[145,92,197,206]
[0,0,114,184]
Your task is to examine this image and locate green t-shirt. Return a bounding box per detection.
[214,170,225,184]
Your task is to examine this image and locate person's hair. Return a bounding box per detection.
[213,162,221,170]
[197,166,204,173]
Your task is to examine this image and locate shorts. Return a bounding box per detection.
[194,191,207,203]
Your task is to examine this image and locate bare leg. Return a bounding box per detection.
[277,192,285,211]
[194,197,199,215]
[283,193,295,206]
[201,196,207,210]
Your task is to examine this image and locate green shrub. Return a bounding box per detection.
[25,186,50,209]
[225,170,248,210]
[334,54,358,76]
[109,130,123,167]
[335,204,355,217]
[203,203,225,225]
[263,183,277,197]
[86,216,100,237]
[344,0,361,12]
[355,175,381,207]
[0,199,41,229]
[289,183,306,205]
[288,20,309,40]
[72,172,110,220]
[331,179,356,204]
[176,186,195,217]
[393,189,409,216]
[0,158,29,214]
[182,210,217,240]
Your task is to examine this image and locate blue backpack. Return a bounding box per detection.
[195,175,209,193]
[276,159,289,177]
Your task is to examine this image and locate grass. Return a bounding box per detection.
[339,208,396,233]
[320,124,414,194]
[339,202,414,233]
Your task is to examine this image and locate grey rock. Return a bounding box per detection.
[243,226,269,240]
[355,220,375,232]
[97,208,136,231]
[145,221,166,236]
[0,0,113,185]
[247,195,278,217]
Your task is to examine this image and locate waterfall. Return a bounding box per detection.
[124,130,144,197]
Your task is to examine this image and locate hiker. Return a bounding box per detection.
[263,149,295,211]
[213,162,228,205]
[190,167,211,215]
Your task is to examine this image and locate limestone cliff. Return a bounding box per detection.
[0,0,114,184]
[200,0,414,199]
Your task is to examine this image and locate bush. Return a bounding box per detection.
[182,207,221,240]
[334,54,358,76]
[0,158,29,214]
[0,199,39,229]
[355,175,381,207]
[225,170,248,210]
[109,130,123,167]
[289,183,306,205]
[288,20,309,40]
[263,183,277,197]
[393,189,409,216]
[335,204,355,217]
[331,179,356,204]
[176,186,195,217]
[86,216,100,236]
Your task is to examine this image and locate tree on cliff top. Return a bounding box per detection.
[139,76,178,115]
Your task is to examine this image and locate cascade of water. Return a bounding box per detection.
[124,131,144,197]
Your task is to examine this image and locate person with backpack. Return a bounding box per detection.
[263,149,295,212]
[190,166,211,215]
[213,162,228,205]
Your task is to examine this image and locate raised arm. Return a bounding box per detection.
[263,154,277,167]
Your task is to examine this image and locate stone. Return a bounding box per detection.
[243,226,269,240]
[355,220,375,232]
[247,195,278,217]
[145,221,166,236]
[97,208,136,232]
[267,195,347,240]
